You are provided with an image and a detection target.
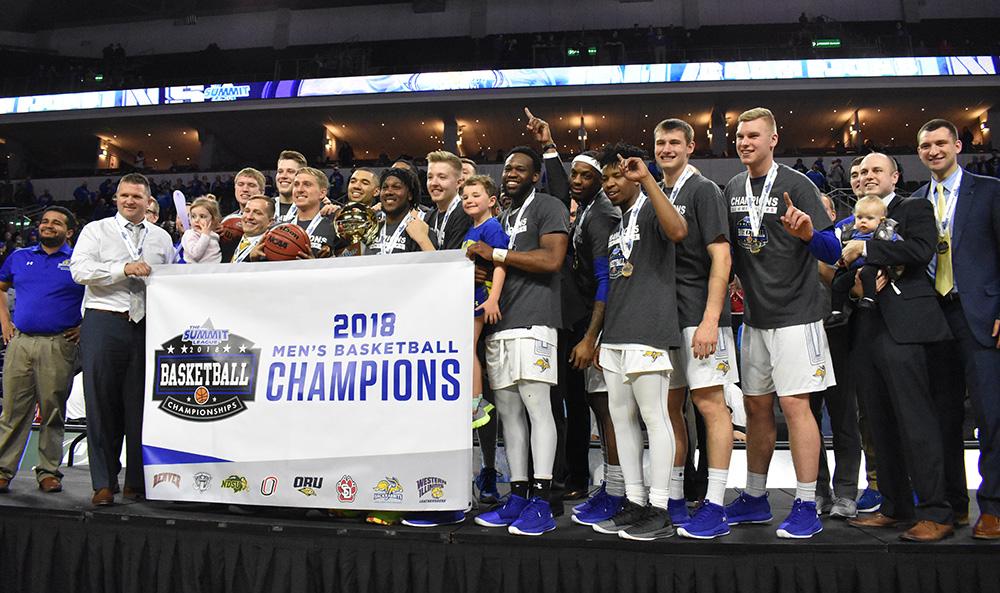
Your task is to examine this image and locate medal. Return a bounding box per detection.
[622,262,634,277]
[936,238,950,254]
[736,215,768,254]
[741,163,779,253]
[616,193,647,279]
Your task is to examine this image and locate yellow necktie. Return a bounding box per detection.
[233,236,250,262]
[934,183,954,296]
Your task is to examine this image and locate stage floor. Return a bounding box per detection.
[1,467,996,593]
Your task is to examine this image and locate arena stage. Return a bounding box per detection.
[0,466,995,593]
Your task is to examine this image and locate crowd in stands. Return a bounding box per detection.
[2,17,997,98]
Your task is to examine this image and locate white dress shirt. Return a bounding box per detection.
[70,213,176,313]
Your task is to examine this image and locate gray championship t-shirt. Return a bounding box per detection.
[724,164,833,329]
[488,191,570,334]
[665,175,733,330]
[295,215,338,257]
[425,203,473,251]
[603,196,682,351]
[369,219,422,255]
[562,192,620,327]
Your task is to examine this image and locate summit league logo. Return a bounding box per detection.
[153,320,260,422]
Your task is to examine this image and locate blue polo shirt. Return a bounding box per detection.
[0,243,85,334]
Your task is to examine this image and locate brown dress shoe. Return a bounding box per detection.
[122,485,145,500]
[38,476,62,493]
[973,513,1000,540]
[848,512,902,528]
[92,487,115,506]
[0,477,10,493]
[900,520,954,542]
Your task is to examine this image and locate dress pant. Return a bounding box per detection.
[0,331,77,481]
[80,310,146,492]
[940,297,1000,516]
[852,311,952,524]
[554,319,594,489]
[926,322,970,516]
[811,322,862,500]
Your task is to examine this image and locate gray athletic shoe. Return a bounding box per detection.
[619,506,675,541]
[829,497,858,519]
[592,499,648,534]
[815,495,833,515]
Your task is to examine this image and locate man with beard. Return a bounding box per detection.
[369,168,435,255]
[522,107,620,518]
[235,196,275,263]
[469,146,569,536]
[274,150,307,221]
[424,151,473,250]
[0,207,85,494]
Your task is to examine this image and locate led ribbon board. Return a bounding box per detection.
[2,56,995,115]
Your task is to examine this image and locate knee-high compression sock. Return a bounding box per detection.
[632,371,675,510]
[605,368,648,506]
[494,386,529,483]
[517,380,557,480]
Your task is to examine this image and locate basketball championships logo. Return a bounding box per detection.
[153,319,261,422]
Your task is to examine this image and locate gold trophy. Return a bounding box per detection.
[334,202,379,256]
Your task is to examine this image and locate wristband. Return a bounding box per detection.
[492,248,508,263]
[541,143,557,152]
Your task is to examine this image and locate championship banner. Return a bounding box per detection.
[141,252,473,511]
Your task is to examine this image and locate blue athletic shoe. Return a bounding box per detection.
[401,510,465,528]
[508,496,557,536]
[571,492,624,526]
[725,491,773,525]
[677,501,730,539]
[475,494,529,527]
[573,482,607,514]
[776,499,823,539]
[856,488,882,513]
[474,467,501,505]
[668,498,690,526]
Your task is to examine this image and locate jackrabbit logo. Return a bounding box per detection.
[153,319,261,422]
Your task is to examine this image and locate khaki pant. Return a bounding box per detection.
[0,330,77,482]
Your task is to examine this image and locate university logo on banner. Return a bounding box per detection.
[153,320,261,421]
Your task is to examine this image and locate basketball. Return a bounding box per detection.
[218,217,243,244]
[262,223,312,261]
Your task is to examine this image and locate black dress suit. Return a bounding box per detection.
[913,171,1000,517]
[850,194,954,524]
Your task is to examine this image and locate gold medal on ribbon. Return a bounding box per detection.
[622,262,634,277]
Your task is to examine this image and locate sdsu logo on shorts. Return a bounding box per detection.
[153,319,261,422]
[336,475,358,503]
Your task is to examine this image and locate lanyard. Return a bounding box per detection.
[232,235,261,262]
[379,217,410,254]
[504,190,536,249]
[278,202,297,222]
[572,195,598,250]
[436,196,462,246]
[118,221,147,262]
[295,214,324,239]
[933,170,962,236]
[666,165,696,205]
[743,162,779,237]
[618,192,648,260]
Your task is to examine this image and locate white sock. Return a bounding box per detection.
[605,465,625,497]
[625,482,648,507]
[706,468,728,506]
[796,481,817,503]
[745,471,768,497]
[669,466,685,500]
[649,487,670,511]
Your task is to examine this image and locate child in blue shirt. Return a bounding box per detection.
[461,175,508,429]
[831,195,902,317]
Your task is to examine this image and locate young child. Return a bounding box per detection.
[461,175,508,429]
[181,197,223,264]
[830,195,901,317]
